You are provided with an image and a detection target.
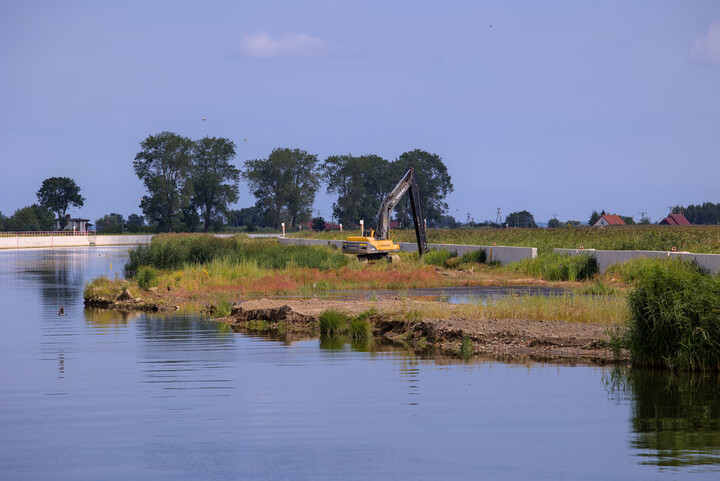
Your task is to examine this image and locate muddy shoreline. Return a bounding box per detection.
[223,298,625,364]
[85,291,623,364]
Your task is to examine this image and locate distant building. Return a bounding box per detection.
[592,214,626,227]
[660,214,691,226]
[54,215,92,231]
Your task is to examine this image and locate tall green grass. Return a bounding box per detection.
[318,309,373,339]
[505,252,598,281]
[125,234,349,275]
[626,258,720,371]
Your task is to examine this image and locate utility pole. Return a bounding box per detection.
[495,208,501,225]
[639,211,647,223]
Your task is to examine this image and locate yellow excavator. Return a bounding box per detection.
[342,167,429,259]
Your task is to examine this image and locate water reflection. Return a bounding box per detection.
[606,367,720,469]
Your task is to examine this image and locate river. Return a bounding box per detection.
[1,246,718,480]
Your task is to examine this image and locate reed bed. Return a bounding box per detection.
[625,258,720,371]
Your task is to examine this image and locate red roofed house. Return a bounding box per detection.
[660,214,691,226]
[593,214,626,227]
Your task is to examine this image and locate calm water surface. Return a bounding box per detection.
[1,247,718,480]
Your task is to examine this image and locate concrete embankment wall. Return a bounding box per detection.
[0,234,154,250]
[277,237,537,266]
[554,248,720,275]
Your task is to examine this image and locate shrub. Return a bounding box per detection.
[318,309,350,336]
[423,248,455,267]
[349,316,372,339]
[459,249,486,264]
[627,259,720,371]
[136,266,160,290]
[507,252,598,281]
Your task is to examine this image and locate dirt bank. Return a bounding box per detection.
[223,298,625,365]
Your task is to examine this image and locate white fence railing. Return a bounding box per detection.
[0,231,97,238]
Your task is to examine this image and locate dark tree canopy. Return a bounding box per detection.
[242,148,320,228]
[133,131,194,232]
[392,150,453,227]
[4,204,54,231]
[95,213,124,233]
[672,202,720,225]
[322,154,393,227]
[226,206,268,231]
[36,177,85,229]
[505,210,537,228]
[192,137,240,232]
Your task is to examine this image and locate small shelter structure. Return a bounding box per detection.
[592,214,626,227]
[660,214,691,226]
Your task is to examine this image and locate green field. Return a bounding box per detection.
[294,225,720,255]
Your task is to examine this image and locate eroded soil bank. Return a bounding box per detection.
[222,298,626,365]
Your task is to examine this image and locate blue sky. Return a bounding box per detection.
[2,0,719,225]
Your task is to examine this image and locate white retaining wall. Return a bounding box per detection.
[0,234,154,250]
[554,248,720,275]
[277,237,537,266]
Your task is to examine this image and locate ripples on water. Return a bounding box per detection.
[0,246,718,480]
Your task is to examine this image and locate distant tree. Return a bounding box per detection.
[6,204,54,231]
[192,137,240,232]
[323,154,393,228]
[0,211,6,231]
[36,177,85,230]
[226,206,268,231]
[505,210,537,228]
[588,209,607,226]
[619,215,635,225]
[124,213,144,233]
[638,216,651,225]
[672,202,720,225]
[311,216,326,231]
[566,220,583,228]
[242,148,320,228]
[133,132,194,232]
[434,214,461,228]
[96,213,124,233]
[548,218,561,229]
[392,150,453,226]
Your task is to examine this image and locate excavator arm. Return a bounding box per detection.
[342,167,428,258]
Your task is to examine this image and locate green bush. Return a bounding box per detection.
[507,252,598,281]
[318,309,350,336]
[423,248,455,267]
[349,316,372,339]
[627,259,720,371]
[459,249,486,264]
[136,266,160,290]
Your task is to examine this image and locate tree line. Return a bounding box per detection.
[672,202,720,225]
[133,131,454,232]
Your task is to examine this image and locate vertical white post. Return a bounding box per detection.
[360,220,364,235]
[282,222,285,238]
[339,224,342,232]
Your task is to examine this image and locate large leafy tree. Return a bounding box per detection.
[505,210,537,228]
[133,132,194,232]
[322,154,393,227]
[192,137,240,232]
[391,150,453,227]
[242,148,320,228]
[36,177,85,229]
